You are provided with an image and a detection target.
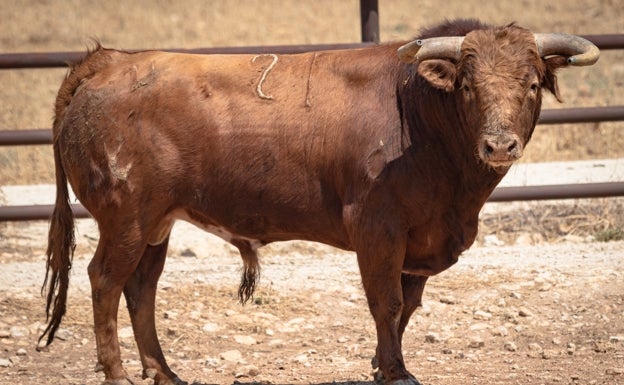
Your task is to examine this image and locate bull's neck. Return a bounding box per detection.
[397,70,504,207]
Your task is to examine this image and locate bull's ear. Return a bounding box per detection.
[542,56,568,103]
[417,60,457,92]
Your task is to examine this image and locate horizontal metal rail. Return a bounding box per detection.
[0,34,621,70]
[488,181,624,202]
[1,181,622,221]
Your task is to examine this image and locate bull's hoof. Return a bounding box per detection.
[143,368,188,385]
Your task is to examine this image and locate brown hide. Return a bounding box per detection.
[42,19,595,385]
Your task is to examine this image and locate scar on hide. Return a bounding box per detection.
[304,52,318,108]
[105,142,133,181]
[131,62,156,92]
[251,54,278,100]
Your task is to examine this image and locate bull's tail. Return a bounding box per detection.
[38,132,76,348]
[37,45,103,348]
[234,240,261,304]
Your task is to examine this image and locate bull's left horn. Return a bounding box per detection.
[397,36,465,63]
[534,33,600,66]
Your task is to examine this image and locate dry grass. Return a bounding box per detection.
[478,198,624,244]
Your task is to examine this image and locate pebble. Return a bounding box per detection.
[473,310,493,320]
[439,295,458,305]
[0,358,11,368]
[425,332,441,343]
[492,326,509,337]
[468,337,485,348]
[202,322,220,333]
[606,368,624,375]
[16,348,27,356]
[528,343,542,352]
[233,335,257,345]
[10,326,28,338]
[504,341,518,352]
[220,349,242,362]
[235,364,260,377]
[610,336,624,343]
[518,308,534,317]
[118,327,134,339]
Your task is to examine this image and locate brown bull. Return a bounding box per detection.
[41,19,598,385]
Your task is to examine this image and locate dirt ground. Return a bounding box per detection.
[0,1,623,385]
[0,218,623,385]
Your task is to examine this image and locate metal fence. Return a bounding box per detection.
[1,0,623,221]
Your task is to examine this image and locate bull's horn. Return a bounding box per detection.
[397,36,465,63]
[534,33,600,66]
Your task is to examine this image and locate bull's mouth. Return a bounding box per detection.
[486,160,515,174]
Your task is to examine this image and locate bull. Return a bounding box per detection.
[40,19,599,385]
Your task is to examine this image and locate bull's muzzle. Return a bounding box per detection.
[479,133,523,171]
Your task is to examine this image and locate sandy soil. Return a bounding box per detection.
[0,218,623,385]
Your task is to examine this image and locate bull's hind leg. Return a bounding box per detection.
[88,226,145,385]
[123,235,186,385]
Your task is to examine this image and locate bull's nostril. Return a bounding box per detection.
[485,143,494,155]
[507,140,518,153]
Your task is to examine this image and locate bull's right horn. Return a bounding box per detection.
[397,36,465,63]
[534,33,600,66]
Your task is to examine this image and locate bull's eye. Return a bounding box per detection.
[461,81,471,98]
[530,82,539,92]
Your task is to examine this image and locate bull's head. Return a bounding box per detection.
[397,26,599,173]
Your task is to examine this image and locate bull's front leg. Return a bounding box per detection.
[355,234,422,385]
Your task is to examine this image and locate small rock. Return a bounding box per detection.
[426,356,437,362]
[233,335,257,345]
[180,248,197,257]
[468,337,484,348]
[504,341,517,352]
[292,354,308,364]
[610,336,624,343]
[528,343,542,352]
[163,311,178,320]
[425,332,441,343]
[606,368,624,375]
[0,330,10,338]
[55,328,72,341]
[492,326,509,337]
[439,295,458,305]
[484,234,505,246]
[235,364,260,378]
[509,292,522,299]
[268,339,284,348]
[145,368,158,379]
[204,357,219,367]
[337,336,349,343]
[473,310,492,320]
[0,358,11,368]
[518,308,534,317]
[118,327,134,339]
[469,323,490,332]
[202,323,220,333]
[541,349,556,359]
[16,348,27,356]
[10,326,29,338]
[220,349,242,362]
